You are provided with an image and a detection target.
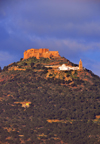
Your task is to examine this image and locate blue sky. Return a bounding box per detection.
[0,0,100,76]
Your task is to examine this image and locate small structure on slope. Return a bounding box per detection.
[79,59,83,70]
[58,64,70,71]
[14,101,31,108]
[58,64,79,71]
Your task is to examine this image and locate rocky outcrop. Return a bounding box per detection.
[8,66,26,71]
[23,48,60,59]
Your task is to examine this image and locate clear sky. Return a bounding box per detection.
[0,0,100,76]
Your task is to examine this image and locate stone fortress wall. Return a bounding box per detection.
[24,48,60,59]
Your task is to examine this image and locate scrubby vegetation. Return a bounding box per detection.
[0,57,100,143]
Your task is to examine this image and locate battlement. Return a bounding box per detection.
[23,48,60,59]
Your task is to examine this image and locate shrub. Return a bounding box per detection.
[0,67,2,72]
[18,65,22,68]
[42,68,48,74]
[12,62,17,66]
[35,64,41,69]
[31,63,34,67]
[23,62,27,66]
[3,66,8,71]
[20,58,23,61]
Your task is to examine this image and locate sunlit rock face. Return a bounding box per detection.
[23,48,60,59]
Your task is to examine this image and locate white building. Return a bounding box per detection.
[58,64,79,71]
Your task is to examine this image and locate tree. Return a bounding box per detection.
[13,62,17,66]
[0,67,2,72]
[3,66,8,71]
[31,62,34,67]
[20,58,23,61]
[23,62,27,66]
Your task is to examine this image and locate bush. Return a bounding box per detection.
[39,57,50,63]
[0,67,2,72]
[23,62,27,66]
[3,66,8,71]
[18,65,22,68]
[20,58,23,61]
[12,62,17,66]
[36,64,42,69]
[42,68,48,74]
[31,63,34,67]
[26,68,31,72]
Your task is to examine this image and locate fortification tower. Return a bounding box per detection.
[79,59,83,70]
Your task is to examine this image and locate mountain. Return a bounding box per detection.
[0,56,100,144]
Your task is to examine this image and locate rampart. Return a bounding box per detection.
[23,48,60,59]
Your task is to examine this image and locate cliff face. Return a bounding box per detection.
[23,48,60,59]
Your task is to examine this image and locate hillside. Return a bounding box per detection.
[0,56,100,144]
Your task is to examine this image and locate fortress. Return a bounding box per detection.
[23,48,83,70]
[23,48,60,59]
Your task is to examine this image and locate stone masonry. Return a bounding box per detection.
[79,59,83,70]
[23,48,60,59]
